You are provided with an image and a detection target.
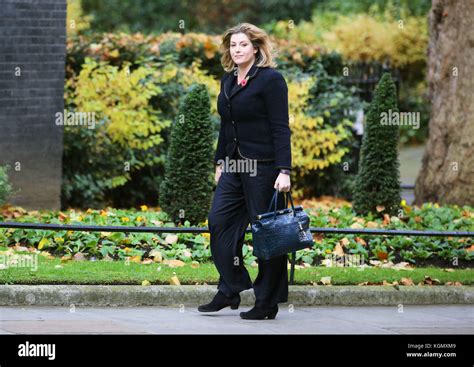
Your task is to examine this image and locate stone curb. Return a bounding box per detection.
[1,285,473,307]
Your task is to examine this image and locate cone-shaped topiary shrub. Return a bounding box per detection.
[159,83,214,224]
[353,72,401,216]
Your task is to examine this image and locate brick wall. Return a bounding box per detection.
[0,0,66,209]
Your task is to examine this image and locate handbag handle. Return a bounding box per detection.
[267,189,295,220]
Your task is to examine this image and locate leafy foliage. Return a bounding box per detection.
[80,0,314,34]
[64,32,223,208]
[66,0,91,37]
[286,62,364,199]
[0,202,472,267]
[323,13,428,68]
[62,57,170,208]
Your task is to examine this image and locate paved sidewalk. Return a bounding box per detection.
[0,305,472,334]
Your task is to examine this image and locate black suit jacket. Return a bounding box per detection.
[214,61,292,170]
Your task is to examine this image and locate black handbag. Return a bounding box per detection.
[251,189,314,261]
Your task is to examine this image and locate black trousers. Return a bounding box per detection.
[208,153,288,308]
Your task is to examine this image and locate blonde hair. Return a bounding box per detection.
[220,22,278,72]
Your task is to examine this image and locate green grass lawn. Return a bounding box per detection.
[0,255,473,285]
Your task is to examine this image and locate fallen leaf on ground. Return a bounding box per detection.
[170,274,181,286]
[163,259,185,268]
[328,217,339,225]
[313,233,324,243]
[60,255,72,262]
[392,262,414,271]
[377,251,388,261]
[149,250,162,262]
[129,256,142,263]
[333,243,345,256]
[381,261,393,268]
[366,221,379,228]
[165,234,178,245]
[369,260,382,267]
[340,238,350,247]
[73,253,85,261]
[14,244,28,252]
[445,281,462,286]
[350,222,364,229]
[423,276,441,285]
[400,277,414,286]
[320,276,332,285]
[354,217,365,224]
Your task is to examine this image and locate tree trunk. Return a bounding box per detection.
[414,0,474,206]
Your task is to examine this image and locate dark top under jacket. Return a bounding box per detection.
[214,61,292,171]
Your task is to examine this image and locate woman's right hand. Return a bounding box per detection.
[215,164,223,184]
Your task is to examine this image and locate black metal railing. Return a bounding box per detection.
[0,222,472,237]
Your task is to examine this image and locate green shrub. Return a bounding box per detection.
[62,57,169,209]
[297,61,364,200]
[81,0,314,34]
[159,84,214,225]
[353,73,401,216]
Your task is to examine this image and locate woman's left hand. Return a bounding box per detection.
[274,172,291,192]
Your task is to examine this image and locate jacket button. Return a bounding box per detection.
[232,121,235,124]
[233,138,237,142]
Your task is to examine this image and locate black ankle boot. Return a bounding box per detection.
[198,291,241,312]
[240,305,278,320]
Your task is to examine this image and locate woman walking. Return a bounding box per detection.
[198,23,292,320]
